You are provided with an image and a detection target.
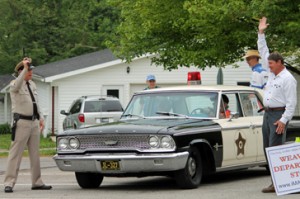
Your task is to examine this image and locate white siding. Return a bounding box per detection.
[4,53,300,135]
[0,97,6,123]
[3,56,293,134]
[0,93,12,125]
[293,73,300,116]
[50,58,254,133]
[35,81,52,137]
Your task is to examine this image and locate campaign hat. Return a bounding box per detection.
[14,57,34,72]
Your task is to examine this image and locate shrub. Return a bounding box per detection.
[0,123,11,135]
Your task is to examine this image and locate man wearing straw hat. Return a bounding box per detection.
[3,57,52,193]
[243,50,268,89]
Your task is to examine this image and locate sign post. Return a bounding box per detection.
[266,143,300,196]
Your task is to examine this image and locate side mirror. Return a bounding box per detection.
[228,112,239,121]
[60,110,69,116]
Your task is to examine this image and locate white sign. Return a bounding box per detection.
[266,143,300,196]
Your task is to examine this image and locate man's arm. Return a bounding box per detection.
[10,59,30,92]
[257,17,270,69]
[280,77,297,124]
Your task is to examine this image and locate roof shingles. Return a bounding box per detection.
[33,49,117,78]
[0,74,14,91]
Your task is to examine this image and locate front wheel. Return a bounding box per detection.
[75,172,103,188]
[174,147,203,189]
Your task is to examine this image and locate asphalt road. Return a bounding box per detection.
[0,157,299,199]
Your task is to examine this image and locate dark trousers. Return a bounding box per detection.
[262,110,287,150]
[262,110,288,185]
[262,109,287,173]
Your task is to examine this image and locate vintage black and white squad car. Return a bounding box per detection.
[53,85,300,189]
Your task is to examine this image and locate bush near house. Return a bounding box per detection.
[0,123,11,135]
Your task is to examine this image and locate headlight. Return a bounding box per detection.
[148,135,176,151]
[58,138,68,149]
[149,136,160,148]
[69,137,80,149]
[160,136,175,149]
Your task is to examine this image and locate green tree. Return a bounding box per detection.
[0,0,120,75]
[108,0,300,70]
[251,0,300,68]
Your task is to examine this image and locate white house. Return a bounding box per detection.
[1,49,299,136]
[0,75,14,124]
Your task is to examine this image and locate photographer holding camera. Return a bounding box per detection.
[3,57,52,193]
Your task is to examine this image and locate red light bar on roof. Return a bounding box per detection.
[187,72,201,85]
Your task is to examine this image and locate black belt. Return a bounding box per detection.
[14,113,39,121]
[258,107,285,113]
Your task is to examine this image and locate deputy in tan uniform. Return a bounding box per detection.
[4,57,52,193]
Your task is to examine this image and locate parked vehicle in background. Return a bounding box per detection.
[60,95,123,130]
[54,86,300,189]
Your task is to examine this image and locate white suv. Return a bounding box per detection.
[60,96,123,130]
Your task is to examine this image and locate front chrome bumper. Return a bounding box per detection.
[53,152,189,173]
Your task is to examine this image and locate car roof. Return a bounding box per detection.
[79,95,119,101]
[135,85,260,94]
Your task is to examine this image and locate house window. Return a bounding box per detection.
[107,89,119,98]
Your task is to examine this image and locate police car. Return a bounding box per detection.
[53,83,300,189]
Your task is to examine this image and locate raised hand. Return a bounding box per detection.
[258,17,269,34]
[22,57,31,70]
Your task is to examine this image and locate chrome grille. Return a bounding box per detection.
[77,134,150,151]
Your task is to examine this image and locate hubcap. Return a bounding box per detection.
[187,156,196,177]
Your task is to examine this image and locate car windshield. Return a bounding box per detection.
[84,100,123,112]
[122,92,218,119]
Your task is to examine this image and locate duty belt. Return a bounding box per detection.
[14,113,39,121]
[258,107,285,113]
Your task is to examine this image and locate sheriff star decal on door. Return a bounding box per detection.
[235,132,246,157]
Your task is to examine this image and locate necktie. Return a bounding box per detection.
[26,81,39,119]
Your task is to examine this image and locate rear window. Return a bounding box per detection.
[84,100,123,112]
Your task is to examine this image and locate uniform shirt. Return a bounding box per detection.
[257,33,297,124]
[144,86,159,90]
[250,63,268,89]
[10,68,44,120]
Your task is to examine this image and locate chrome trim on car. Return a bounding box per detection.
[57,134,176,153]
[174,127,221,136]
[221,125,263,131]
[53,151,189,173]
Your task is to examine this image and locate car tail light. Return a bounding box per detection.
[78,114,85,123]
[187,72,201,85]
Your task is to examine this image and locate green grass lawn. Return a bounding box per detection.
[0,134,56,157]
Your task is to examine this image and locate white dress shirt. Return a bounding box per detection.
[257,33,297,124]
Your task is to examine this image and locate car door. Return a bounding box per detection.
[217,92,258,167]
[66,99,82,129]
[239,92,265,162]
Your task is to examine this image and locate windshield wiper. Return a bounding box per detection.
[121,114,145,119]
[156,111,190,118]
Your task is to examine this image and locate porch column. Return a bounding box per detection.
[4,92,8,123]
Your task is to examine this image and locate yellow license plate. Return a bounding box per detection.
[101,160,120,170]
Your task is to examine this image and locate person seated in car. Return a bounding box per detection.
[220,94,230,119]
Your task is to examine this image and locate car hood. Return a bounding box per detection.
[60,118,218,136]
